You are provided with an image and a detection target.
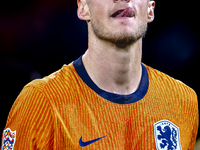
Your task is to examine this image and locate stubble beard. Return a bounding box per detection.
[90,18,148,46]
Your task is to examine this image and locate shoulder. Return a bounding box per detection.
[144,64,197,102]
[9,62,76,112]
[6,63,77,123]
[24,63,76,93]
[14,62,82,108]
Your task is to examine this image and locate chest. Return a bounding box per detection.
[52,96,192,149]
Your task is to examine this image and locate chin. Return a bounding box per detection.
[91,18,147,45]
[109,35,138,46]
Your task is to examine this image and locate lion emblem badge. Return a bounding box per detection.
[2,128,16,150]
[154,120,182,150]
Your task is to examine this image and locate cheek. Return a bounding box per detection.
[89,1,108,21]
[135,1,148,21]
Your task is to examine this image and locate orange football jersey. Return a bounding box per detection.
[1,56,199,149]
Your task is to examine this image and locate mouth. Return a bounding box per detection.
[111,7,135,18]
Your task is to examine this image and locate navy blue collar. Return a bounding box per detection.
[73,56,149,104]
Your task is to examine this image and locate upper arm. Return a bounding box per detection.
[188,92,199,150]
[1,86,54,150]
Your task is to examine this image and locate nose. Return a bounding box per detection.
[113,0,131,3]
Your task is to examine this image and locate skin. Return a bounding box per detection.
[77,0,155,95]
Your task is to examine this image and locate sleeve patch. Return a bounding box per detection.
[1,128,16,150]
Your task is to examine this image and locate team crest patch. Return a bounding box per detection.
[2,128,16,150]
[154,120,182,150]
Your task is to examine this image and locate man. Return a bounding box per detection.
[1,0,198,149]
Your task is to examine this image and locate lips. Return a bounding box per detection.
[111,7,135,18]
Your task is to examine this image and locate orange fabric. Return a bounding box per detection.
[1,62,199,149]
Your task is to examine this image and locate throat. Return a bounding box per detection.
[82,39,142,95]
[83,52,142,95]
[109,64,142,95]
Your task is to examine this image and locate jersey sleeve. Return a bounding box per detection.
[188,92,199,150]
[1,86,54,150]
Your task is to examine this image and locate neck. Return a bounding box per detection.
[82,34,142,95]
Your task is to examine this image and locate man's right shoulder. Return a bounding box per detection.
[24,62,77,93]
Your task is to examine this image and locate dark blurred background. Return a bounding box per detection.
[0,0,199,139]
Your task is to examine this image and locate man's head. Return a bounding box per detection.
[77,0,155,46]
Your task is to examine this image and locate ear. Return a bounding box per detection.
[77,0,90,21]
[147,1,155,23]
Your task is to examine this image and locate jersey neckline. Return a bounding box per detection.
[73,56,149,104]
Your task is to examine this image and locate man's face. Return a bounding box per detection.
[79,0,155,46]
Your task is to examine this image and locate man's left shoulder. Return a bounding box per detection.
[144,64,197,101]
[173,79,197,102]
